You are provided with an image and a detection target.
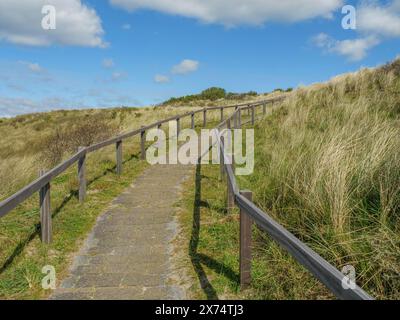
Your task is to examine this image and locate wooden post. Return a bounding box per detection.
[227,118,231,130]
[219,136,225,181]
[251,106,255,125]
[227,175,235,213]
[140,128,146,160]
[227,141,235,213]
[78,147,86,203]
[39,169,52,244]
[116,140,122,175]
[234,112,238,129]
[240,190,253,289]
[263,103,266,115]
[234,107,239,128]
[247,108,250,116]
[177,118,180,136]
[220,108,224,121]
[238,108,242,127]
[203,109,207,127]
[191,113,195,129]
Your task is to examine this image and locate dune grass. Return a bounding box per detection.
[0,105,227,299]
[179,59,400,300]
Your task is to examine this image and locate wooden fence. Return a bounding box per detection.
[213,104,374,300]
[0,95,374,300]
[0,98,280,241]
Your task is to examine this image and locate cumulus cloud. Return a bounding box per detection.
[312,33,380,61]
[0,96,76,117]
[0,0,106,47]
[357,1,400,38]
[110,0,342,26]
[18,61,44,73]
[171,59,199,75]
[102,58,115,68]
[154,74,170,83]
[112,71,128,81]
[313,1,400,61]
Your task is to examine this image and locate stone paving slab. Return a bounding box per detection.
[51,164,193,300]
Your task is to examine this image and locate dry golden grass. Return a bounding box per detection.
[242,59,400,299]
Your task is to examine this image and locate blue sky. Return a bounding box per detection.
[0,0,399,117]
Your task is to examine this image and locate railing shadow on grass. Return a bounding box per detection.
[189,163,239,300]
[0,151,141,275]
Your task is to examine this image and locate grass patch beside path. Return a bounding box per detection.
[178,162,332,300]
[0,147,148,299]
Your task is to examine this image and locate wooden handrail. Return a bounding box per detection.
[214,102,374,300]
[0,96,283,219]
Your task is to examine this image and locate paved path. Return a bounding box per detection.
[51,164,193,300]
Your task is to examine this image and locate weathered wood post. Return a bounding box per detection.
[240,190,253,289]
[251,106,255,125]
[176,117,180,136]
[191,113,195,129]
[219,135,225,181]
[78,147,86,203]
[234,107,239,128]
[238,108,242,127]
[203,109,207,127]
[227,159,235,213]
[39,169,52,244]
[140,127,146,160]
[263,103,266,115]
[227,125,235,213]
[116,140,122,175]
[220,107,224,122]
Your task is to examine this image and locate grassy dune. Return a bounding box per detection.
[0,104,228,299]
[180,59,400,300]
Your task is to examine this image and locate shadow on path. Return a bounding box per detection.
[189,163,239,300]
[0,152,141,275]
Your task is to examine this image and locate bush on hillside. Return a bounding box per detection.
[41,115,118,166]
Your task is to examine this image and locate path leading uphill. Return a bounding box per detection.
[51,164,193,300]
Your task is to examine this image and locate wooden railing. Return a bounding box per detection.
[0,97,281,243]
[212,103,374,300]
[1,95,373,300]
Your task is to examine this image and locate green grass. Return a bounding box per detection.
[0,104,234,299]
[0,144,148,299]
[179,59,400,300]
[178,157,332,300]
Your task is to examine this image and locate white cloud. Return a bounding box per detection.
[172,59,199,75]
[0,0,106,47]
[313,1,400,61]
[18,61,44,73]
[102,58,115,68]
[154,74,170,83]
[110,0,343,26]
[332,37,380,61]
[112,72,128,81]
[357,2,400,38]
[0,96,75,117]
[122,23,132,30]
[312,33,380,61]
